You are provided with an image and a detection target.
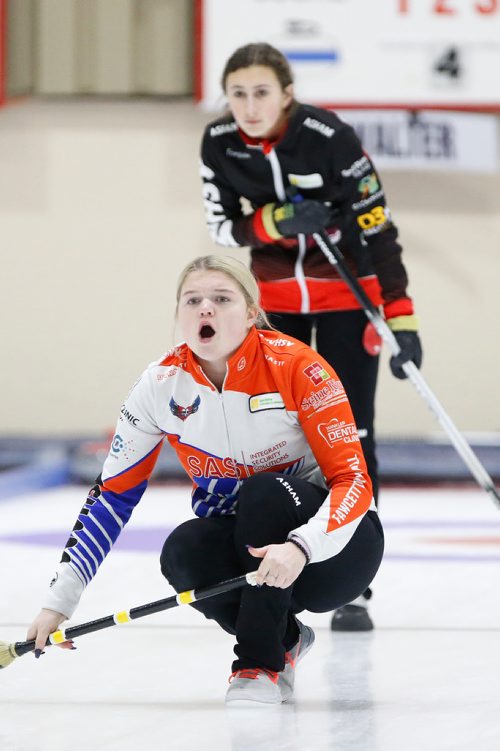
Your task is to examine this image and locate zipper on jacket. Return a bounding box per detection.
[295,234,310,313]
[267,148,286,202]
[219,385,242,499]
[219,372,241,492]
[267,148,310,314]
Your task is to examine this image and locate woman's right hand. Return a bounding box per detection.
[271,199,332,238]
[26,608,74,657]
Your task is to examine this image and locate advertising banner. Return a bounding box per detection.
[341,110,498,171]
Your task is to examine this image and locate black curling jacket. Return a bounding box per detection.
[200,102,414,319]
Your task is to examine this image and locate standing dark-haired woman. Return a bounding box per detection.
[199,42,422,631]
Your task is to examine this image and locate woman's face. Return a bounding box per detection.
[225,65,292,139]
[177,270,257,367]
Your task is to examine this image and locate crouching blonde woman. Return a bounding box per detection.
[28,255,384,706]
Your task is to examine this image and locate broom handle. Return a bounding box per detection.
[13,572,258,658]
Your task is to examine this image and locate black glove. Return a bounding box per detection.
[270,199,331,237]
[389,330,423,379]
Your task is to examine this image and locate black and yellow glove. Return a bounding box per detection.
[261,200,332,239]
[387,315,423,379]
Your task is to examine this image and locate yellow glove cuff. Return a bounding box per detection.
[387,314,419,332]
[261,203,283,240]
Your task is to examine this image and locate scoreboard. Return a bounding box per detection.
[195,0,500,110]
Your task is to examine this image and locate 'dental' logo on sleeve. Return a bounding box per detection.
[318,419,359,447]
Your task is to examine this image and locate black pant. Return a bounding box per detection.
[267,310,380,503]
[160,473,384,673]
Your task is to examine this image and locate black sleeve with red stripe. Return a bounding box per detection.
[332,124,414,315]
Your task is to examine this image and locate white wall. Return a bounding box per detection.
[1,99,499,438]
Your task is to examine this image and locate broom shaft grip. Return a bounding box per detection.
[13,572,256,658]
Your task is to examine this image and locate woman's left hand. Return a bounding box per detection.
[248,542,307,588]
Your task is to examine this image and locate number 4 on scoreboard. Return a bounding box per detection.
[433,46,461,79]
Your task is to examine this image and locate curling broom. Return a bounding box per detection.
[0,571,258,669]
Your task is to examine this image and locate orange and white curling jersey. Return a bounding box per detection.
[44,327,376,618]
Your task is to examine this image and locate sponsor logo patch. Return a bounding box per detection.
[329,455,367,527]
[112,434,124,453]
[156,366,178,381]
[301,379,346,414]
[288,172,324,189]
[264,353,285,367]
[169,395,201,421]
[357,205,390,234]
[210,122,238,137]
[250,441,289,469]
[303,117,335,138]
[351,189,384,211]
[120,405,140,426]
[303,361,330,385]
[260,335,294,347]
[318,419,359,447]
[162,346,184,360]
[253,455,290,469]
[187,454,240,479]
[358,173,379,198]
[110,434,136,461]
[341,155,371,178]
[276,476,301,506]
[226,147,251,159]
[249,393,285,413]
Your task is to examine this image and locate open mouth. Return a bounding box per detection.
[199,324,216,342]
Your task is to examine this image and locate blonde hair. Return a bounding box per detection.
[176,255,271,328]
